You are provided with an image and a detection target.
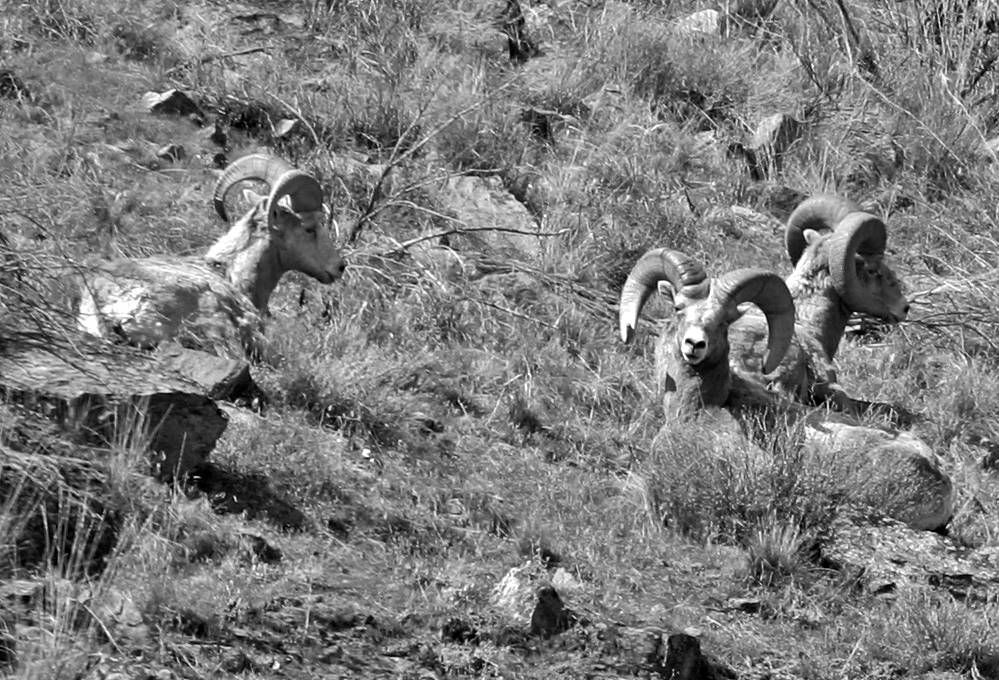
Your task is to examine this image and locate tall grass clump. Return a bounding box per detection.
[868,588,999,676]
[642,416,844,547]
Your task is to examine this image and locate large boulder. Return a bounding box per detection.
[76,256,266,360]
[0,327,233,481]
[435,175,544,260]
[804,418,954,532]
[821,510,999,598]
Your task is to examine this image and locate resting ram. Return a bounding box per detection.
[77,153,346,359]
[619,248,796,421]
[618,249,952,532]
[727,195,912,423]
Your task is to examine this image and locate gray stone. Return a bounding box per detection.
[141,89,202,118]
[822,510,999,597]
[436,175,543,260]
[740,112,804,179]
[670,9,723,36]
[156,143,185,162]
[0,327,230,481]
[804,417,954,532]
[274,118,299,138]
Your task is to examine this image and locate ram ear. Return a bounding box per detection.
[803,228,822,245]
[732,301,754,319]
[242,188,266,205]
[657,281,680,307]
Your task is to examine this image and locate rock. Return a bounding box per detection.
[704,205,782,241]
[804,418,954,532]
[274,118,300,138]
[723,597,762,614]
[821,510,999,598]
[142,89,202,118]
[491,562,581,637]
[329,151,390,189]
[90,587,148,646]
[156,143,185,162]
[529,586,571,639]
[76,256,267,360]
[738,113,804,180]
[491,562,544,624]
[504,169,551,219]
[153,343,255,402]
[550,567,583,593]
[436,175,543,260]
[660,633,712,680]
[238,531,282,564]
[670,9,723,36]
[0,326,230,481]
[221,648,251,673]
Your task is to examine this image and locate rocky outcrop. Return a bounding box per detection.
[0,327,232,481]
[804,417,955,532]
[436,175,545,260]
[821,510,999,598]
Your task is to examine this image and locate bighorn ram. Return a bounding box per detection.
[77,154,346,358]
[619,248,796,420]
[730,195,911,423]
[619,249,952,531]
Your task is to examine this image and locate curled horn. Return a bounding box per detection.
[826,212,888,314]
[713,268,795,374]
[619,249,708,343]
[785,195,861,264]
[266,170,323,234]
[212,154,296,221]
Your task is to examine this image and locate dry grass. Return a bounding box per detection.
[3,0,999,677]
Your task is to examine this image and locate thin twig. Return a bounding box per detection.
[346,79,517,244]
[388,224,568,254]
[193,45,271,65]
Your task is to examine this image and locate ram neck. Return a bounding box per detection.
[790,287,851,361]
[682,360,732,409]
[214,238,283,312]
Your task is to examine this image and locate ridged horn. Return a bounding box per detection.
[212,153,296,221]
[713,268,795,374]
[785,195,861,264]
[826,212,888,314]
[619,249,708,343]
[266,170,324,232]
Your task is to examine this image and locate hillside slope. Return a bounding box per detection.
[2,1,999,678]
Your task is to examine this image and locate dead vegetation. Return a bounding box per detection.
[3,0,999,678]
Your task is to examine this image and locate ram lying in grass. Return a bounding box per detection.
[77,153,347,360]
[619,248,953,531]
[730,195,913,425]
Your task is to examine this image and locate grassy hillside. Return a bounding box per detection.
[3,0,999,678]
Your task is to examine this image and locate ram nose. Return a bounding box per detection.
[888,300,910,323]
[681,331,708,365]
[320,260,347,284]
